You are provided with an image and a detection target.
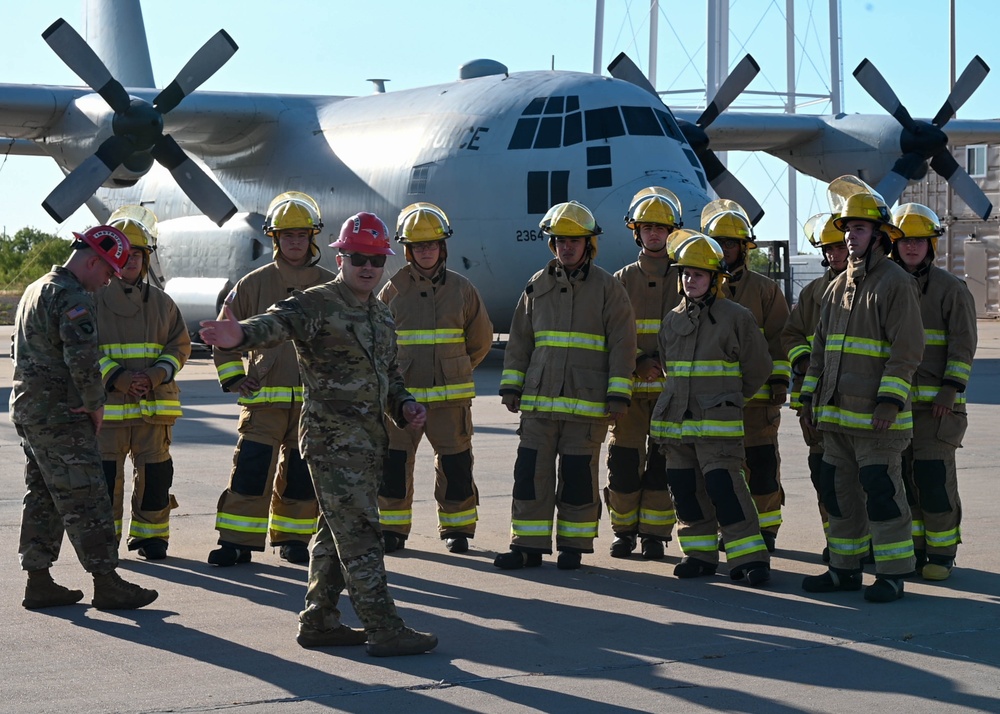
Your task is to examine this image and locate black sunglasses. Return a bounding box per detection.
[343,253,387,268]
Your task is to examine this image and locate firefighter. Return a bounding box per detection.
[377,203,494,554]
[97,207,191,560]
[209,192,336,566]
[801,176,922,603]
[702,200,790,552]
[495,201,636,571]
[890,203,977,581]
[781,213,849,562]
[649,231,772,585]
[605,187,683,560]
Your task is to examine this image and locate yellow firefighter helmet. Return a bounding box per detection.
[624,187,683,230]
[701,199,756,249]
[395,202,453,243]
[540,201,601,259]
[803,212,845,249]
[892,203,943,253]
[828,176,903,240]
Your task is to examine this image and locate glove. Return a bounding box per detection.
[501,393,521,413]
[871,402,900,430]
[144,366,168,391]
[607,400,628,420]
[111,369,133,394]
[769,383,788,406]
[933,385,958,411]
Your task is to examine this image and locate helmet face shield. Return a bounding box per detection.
[264,192,323,237]
[625,187,682,230]
[803,212,845,248]
[108,205,158,252]
[827,176,903,240]
[395,202,453,243]
[701,199,755,249]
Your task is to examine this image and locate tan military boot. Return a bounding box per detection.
[92,570,159,610]
[296,623,368,648]
[366,626,438,657]
[22,569,84,610]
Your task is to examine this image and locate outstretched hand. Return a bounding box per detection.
[200,305,244,349]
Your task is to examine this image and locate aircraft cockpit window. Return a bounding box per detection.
[563,112,583,146]
[521,97,547,115]
[654,109,684,142]
[584,107,626,141]
[621,106,664,136]
[508,118,540,149]
[544,96,565,114]
[535,117,563,149]
[566,96,580,112]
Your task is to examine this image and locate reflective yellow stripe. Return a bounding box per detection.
[678,534,718,553]
[638,508,676,527]
[129,521,169,539]
[829,534,871,557]
[511,519,552,537]
[912,386,967,405]
[651,418,744,440]
[379,510,412,526]
[270,515,319,535]
[99,341,166,361]
[945,360,971,382]
[609,507,638,528]
[238,386,303,406]
[724,534,769,559]
[664,360,741,378]
[924,328,946,346]
[104,399,182,420]
[556,519,598,538]
[635,319,660,335]
[521,395,607,418]
[925,526,960,548]
[216,512,268,534]
[826,333,891,358]
[535,330,608,352]
[217,360,246,382]
[757,509,782,529]
[872,539,914,562]
[815,405,912,431]
[500,369,525,390]
[396,329,466,345]
[438,507,478,528]
[607,376,633,399]
[408,383,476,402]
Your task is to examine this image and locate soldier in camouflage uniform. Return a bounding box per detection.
[12,226,159,611]
[200,212,438,658]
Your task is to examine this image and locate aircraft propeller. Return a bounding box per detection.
[854,56,992,220]
[40,18,240,226]
[608,53,765,225]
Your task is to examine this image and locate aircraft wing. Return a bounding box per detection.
[938,119,1000,145]
[0,83,346,154]
[672,110,827,152]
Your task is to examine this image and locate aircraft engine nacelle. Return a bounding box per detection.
[165,276,233,343]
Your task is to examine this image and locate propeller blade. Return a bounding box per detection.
[853,59,916,131]
[874,153,927,207]
[698,150,765,225]
[697,54,760,128]
[42,18,130,113]
[151,135,238,226]
[607,53,658,96]
[41,136,133,222]
[931,55,990,127]
[153,30,239,114]
[929,151,993,220]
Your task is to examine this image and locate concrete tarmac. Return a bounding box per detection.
[1,323,999,713]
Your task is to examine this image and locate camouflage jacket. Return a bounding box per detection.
[236,276,414,462]
[10,265,106,424]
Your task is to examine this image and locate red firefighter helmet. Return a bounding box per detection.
[72,225,131,275]
[330,212,395,255]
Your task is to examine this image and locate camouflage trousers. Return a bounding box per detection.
[299,447,404,633]
[16,421,119,574]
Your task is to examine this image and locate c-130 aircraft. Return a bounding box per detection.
[2,0,998,331]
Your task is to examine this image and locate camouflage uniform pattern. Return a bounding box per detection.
[236,276,413,632]
[11,266,118,574]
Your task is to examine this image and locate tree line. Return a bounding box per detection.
[0,227,73,292]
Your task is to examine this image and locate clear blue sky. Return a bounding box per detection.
[1,0,996,249]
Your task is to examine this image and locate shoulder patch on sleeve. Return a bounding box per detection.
[66,306,90,320]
